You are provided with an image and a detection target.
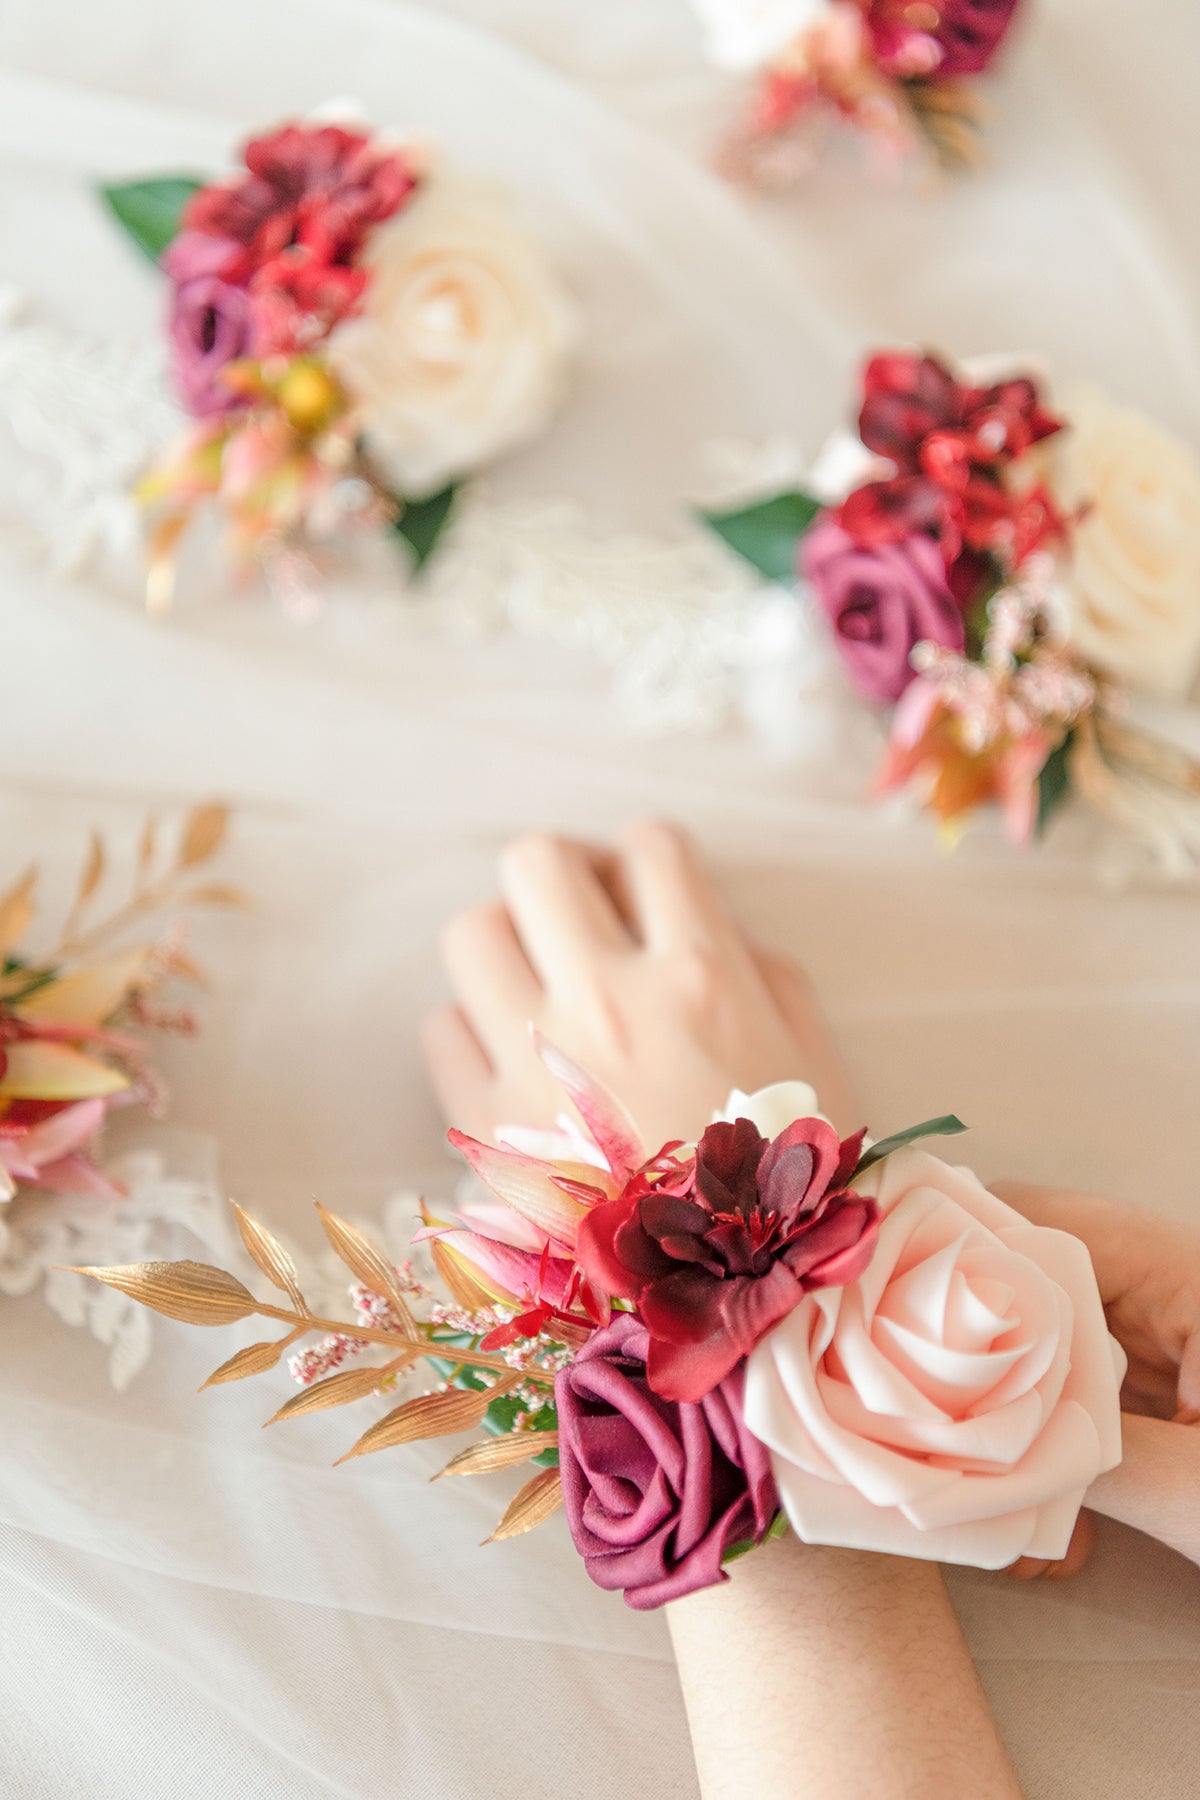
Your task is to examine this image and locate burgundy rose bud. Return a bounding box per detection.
[802,515,966,703]
[929,0,1021,76]
[556,1313,778,1609]
[577,1114,878,1404]
[162,231,253,419]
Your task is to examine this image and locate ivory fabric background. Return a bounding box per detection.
[1,1,1199,1795]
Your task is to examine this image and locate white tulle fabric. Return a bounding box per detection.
[1,0,1199,1796]
[746,1147,1126,1566]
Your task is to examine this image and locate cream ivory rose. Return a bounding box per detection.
[688,0,829,70]
[740,1134,1125,1568]
[1055,385,1200,699]
[329,175,576,496]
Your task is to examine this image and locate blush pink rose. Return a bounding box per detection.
[743,1147,1125,1568]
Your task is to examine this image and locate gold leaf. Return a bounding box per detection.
[202,1335,297,1388]
[74,832,105,911]
[314,1203,418,1337]
[0,1040,129,1099]
[178,802,229,868]
[232,1204,306,1312]
[175,883,254,909]
[430,1235,497,1313]
[335,1379,516,1465]
[69,1259,257,1325]
[16,948,151,1025]
[265,1358,412,1425]
[0,866,37,955]
[434,1432,558,1481]
[484,1468,564,1543]
[136,815,158,881]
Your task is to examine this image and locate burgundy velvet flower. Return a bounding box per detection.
[162,231,253,417]
[839,350,1062,574]
[183,122,417,285]
[577,1115,878,1404]
[930,0,1021,75]
[802,515,965,702]
[864,0,1020,78]
[555,1314,778,1608]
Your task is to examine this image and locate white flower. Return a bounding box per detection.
[718,1080,824,1135]
[329,175,576,497]
[1055,386,1200,699]
[688,0,830,71]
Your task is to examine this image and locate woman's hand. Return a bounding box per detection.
[994,1182,1200,1572]
[420,821,856,1147]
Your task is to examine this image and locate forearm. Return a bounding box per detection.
[1086,1413,1200,1565]
[667,1532,1021,1800]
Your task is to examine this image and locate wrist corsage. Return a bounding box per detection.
[102,115,576,609]
[78,1035,1124,1607]
[704,348,1200,853]
[0,806,241,1208]
[690,0,1022,182]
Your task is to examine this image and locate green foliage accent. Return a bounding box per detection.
[99,177,205,263]
[698,491,822,584]
[429,1342,559,1469]
[721,1511,790,1566]
[853,1115,968,1180]
[1036,732,1075,838]
[392,483,458,573]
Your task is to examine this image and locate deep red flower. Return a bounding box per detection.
[184,122,418,286]
[839,351,1063,577]
[247,252,369,357]
[577,1115,878,1404]
[863,0,1020,79]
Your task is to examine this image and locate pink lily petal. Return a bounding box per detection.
[19,1097,107,1168]
[416,1226,574,1309]
[448,1129,589,1249]
[532,1031,645,1182]
[27,1153,124,1200]
[456,1198,557,1256]
[497,1118,610,1171]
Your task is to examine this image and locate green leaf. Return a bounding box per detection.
[392,483,458,573]
[428,1343,560,1468]
[99,177,206,263]
[1035,732,1075,838]
[852,1115,968,1180]
[721,1511,789,1566]
[698,491,822,585]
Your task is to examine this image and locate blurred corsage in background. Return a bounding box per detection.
[690,0,1021,181]
[104,113,576,608]
[704,349,1200,855]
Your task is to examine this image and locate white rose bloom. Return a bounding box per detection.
[1055,385,1200,699]
[329,175,576,497]
[688,0,829,71]
[718,1080,824,1135]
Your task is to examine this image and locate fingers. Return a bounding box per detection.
[616,820,745,956]
[419,1003,493,1128]
[440,903,541,1060]
[753,945,858,1134]
[500,833,631,991]
[1178,1332,1200,1424]
[1005,1509,1095,1582]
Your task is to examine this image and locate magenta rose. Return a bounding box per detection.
[930,0,1021,76]
[555,1314,778,1609]
[802,515,965,703]
[162,231,253,418]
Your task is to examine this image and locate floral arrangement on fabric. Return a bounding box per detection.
[703,349,1200,851]
[0,805,242,1207]
[689,0,1022,180]
[76,1036,1124,1607]
[101,115,576,609]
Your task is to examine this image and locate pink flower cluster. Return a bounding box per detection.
[164,122,417,418]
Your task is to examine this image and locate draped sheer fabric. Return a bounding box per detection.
[0,2,1198,1794]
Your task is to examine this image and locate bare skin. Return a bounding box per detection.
[421,821,1023,1800]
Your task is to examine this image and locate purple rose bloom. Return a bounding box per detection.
[802,515,965,704]
[555,1313,777,1610]
[162,230,252,418]
[933,0,1021,76]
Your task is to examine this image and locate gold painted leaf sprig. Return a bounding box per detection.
[73,1200,566,1544]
